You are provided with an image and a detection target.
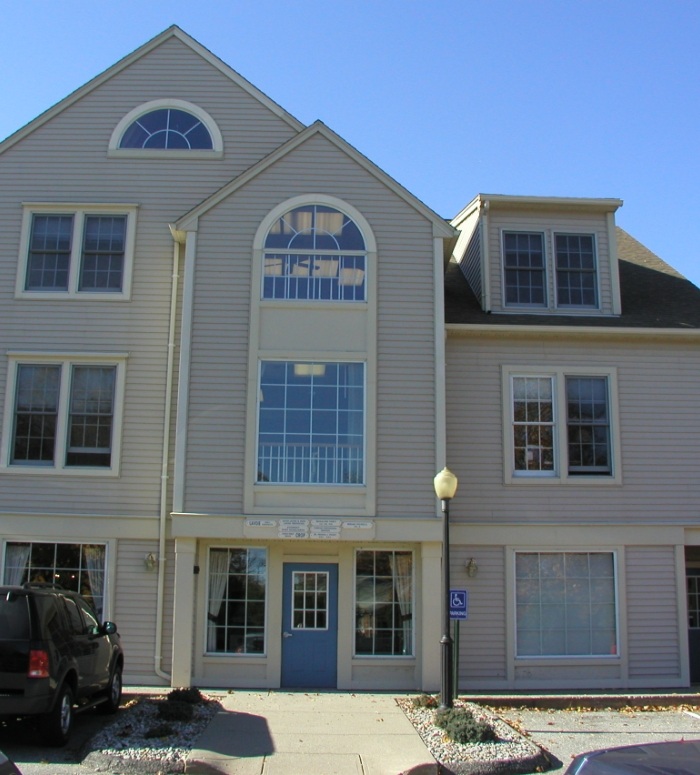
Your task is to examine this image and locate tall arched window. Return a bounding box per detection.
[263,205,366,301]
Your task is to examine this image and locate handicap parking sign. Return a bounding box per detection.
[450,589,468,620]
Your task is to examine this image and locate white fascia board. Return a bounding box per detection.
[445,323,700,340]
[177,121,457,238]
[0,26,303,156]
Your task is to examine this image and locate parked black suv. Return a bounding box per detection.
[0,583,124,745]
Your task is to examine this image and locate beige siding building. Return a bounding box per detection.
[1,28,699,693]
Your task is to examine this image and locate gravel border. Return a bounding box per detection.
[82,695,221,774]
[396,698,552,775]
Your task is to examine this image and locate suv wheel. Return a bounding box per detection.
[98,664,122,714]
[40,683,74,746]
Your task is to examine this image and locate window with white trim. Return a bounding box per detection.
[109,100,223,156]
[17,205,137,298]
[206,547,266,655]
[355,550,413,656]
[515,551,617,657]
[263,205,366,301]
[555,234,598,307]
[2,355,126,473]
[257,361,365,485]
[502,231,600,310]
[504,366,618,482]
[2,541,107,617]
[503,232,546,307]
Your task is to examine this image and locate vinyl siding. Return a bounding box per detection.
[451,546,507,684]
[626,545,681,678]
[0,36,299,518]
[183,132,438,517]
[445,334,700,524]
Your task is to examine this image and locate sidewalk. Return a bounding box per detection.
[185,691,437,775]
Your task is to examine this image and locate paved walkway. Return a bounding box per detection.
[185,691,436,774]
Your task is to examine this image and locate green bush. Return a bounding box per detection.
[412,693,438,709]
[157,700,194,722]
[144,723,174,739]
[167,687,203,705]
[434,707,497,744]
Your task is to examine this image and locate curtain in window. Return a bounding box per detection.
[389,553,413,655]
[207,550,230,651]
[4,543,31,586]
[83,545,106,617]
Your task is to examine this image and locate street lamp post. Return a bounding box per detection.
[433,467,458,710]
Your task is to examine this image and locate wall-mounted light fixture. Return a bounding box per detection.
[466,558,478,577]
[144,553,158,572]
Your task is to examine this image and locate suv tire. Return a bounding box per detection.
[98,664,123,715]
[40,683,74,746]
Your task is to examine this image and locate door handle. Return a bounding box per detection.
[283,631,293,638]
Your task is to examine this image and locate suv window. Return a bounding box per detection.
[0,594,30,639]
[76,598,99,630]
[62,596,85,635]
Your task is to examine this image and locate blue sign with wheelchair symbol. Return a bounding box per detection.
[450,589,468,620]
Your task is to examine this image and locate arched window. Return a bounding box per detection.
[263,204,366,301]
[109,100,222,154]
[120,108,212,149]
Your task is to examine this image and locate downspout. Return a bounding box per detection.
[153,225,185,682]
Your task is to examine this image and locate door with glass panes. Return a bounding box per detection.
[281,563,337,688]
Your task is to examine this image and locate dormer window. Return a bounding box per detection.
[502,230,599,310]
[109,100,223,157]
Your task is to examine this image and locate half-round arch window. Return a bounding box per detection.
[120,108,212,149]
[109,100,223,155]
[263,205,366,301]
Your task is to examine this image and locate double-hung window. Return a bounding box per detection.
[17,205,137,298]
[502,231,599,311]
[2,355,126,473]
[555,234,598,307]
[256,361,365,485]
[503,232,546,307]
[505,367,618,482]
[515,551,618,658]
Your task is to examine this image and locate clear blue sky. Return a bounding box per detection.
[3,1,699,287]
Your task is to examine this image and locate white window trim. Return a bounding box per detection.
[510,548,621,661]
[108,99,224,158]
[500,228,602,314]
[1,352,128,476]
[553,232,600,310]
[16,203,138,300]
[502,365,621,485]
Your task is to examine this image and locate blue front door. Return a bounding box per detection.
[281,563,338,688]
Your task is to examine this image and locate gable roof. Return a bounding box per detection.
[445,227,700,330]
[0,25,304,155]
[175,120,456,238]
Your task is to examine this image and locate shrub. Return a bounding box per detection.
[167,687,203,705]
[157,700,194,722]
[434,707,497,744]
[412,694,438,708]
[144,723,174,739]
